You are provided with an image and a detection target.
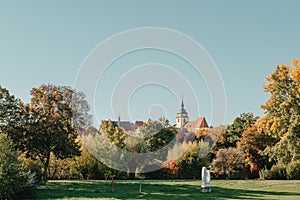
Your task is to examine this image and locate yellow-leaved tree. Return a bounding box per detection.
[260,59,300,179]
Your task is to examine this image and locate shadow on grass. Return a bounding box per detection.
[142,183,299,200]
[33,180,300,200]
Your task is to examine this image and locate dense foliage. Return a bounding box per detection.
[237,124,275,177]
[0,133,31,199]
[21,84,81,181]
[214,113,258,150]
[1,59,300,182]
[0,85,24,147]
[212,147,245,179]
[258,60,300,179]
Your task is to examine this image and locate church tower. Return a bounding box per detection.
[176,98,189,128]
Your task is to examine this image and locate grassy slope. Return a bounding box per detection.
[34,180,300,200]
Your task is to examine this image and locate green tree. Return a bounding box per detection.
[80,132,126,179]
[98,118,178,178]
[100,120,127,148]
[121,119,177,178]
[215,113,258,149]
[22,84,81,181]
[0,85,24,146]
[0,133,31,199]
[175,141,211,179]
[143,118,177,152]
[260,61,300,177]
[47,145,99,180]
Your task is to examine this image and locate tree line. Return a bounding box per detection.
[0,59,300,198]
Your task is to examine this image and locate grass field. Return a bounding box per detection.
[32,179,300,199]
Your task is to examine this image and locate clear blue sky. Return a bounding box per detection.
[0,0,299,127]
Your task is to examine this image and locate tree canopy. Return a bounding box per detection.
[260,60,300,171]
[22,84,82,181]
[0,85,24,146]
[237,124,275,177]
[214,113,258,150]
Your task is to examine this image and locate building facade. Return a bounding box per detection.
[109,99,209,133]
[176,99,209,133]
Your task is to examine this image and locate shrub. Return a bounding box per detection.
[0,133,32,199]
[286,160,300,179]
[259,164,286,180]
[259,168,272,180]
[22,157,43,183]
[270,164,286,179]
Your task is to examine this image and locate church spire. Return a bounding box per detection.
[178,96,187,114]
[176,96,189,128]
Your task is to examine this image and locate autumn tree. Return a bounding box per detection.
[194,129,208,141]
[22,84,81,181]
[260,60,300,178]
[211,147,245,179]
[215,113,258,150]
[194,127,221,148]
[237,123,275,177]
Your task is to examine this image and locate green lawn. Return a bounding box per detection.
[32,179,300,200]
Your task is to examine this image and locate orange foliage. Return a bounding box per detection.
[290,59,300,94]
[292,59,300,68]
[165,160,179,175]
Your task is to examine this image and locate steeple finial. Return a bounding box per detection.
[178,96,187,114]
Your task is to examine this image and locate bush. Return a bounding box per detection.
[22,157,43,183]
[259,164,286,180]
[0,133,33,199]
[259,168,272,180]
[270,164,286,179]
[286,160,300,179]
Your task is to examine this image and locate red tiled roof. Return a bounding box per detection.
[183,117,208,133]
[135,121,144,126]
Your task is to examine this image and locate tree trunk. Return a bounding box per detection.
[128,158,136,179]
[42,150,51,183]
[129,172,135,179]
[111,177,115,192]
